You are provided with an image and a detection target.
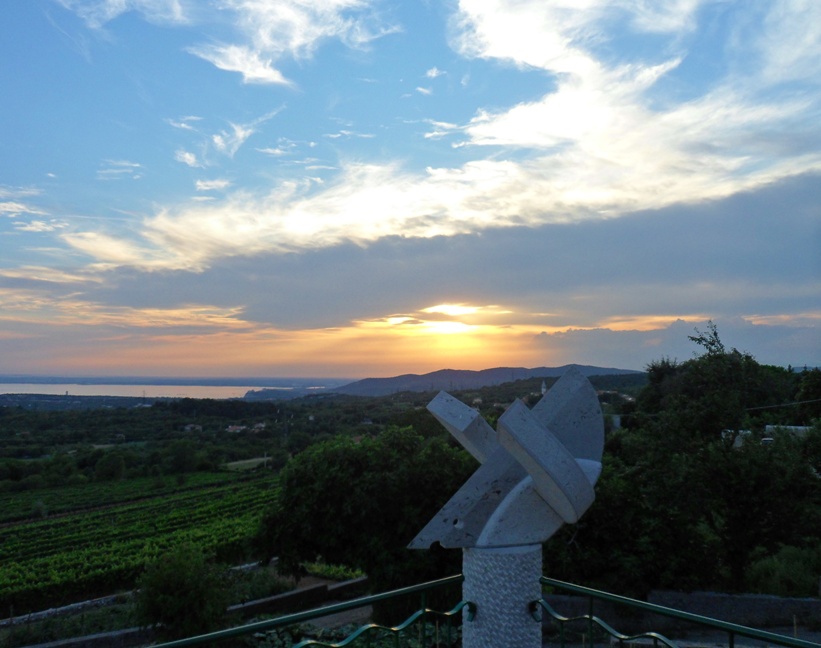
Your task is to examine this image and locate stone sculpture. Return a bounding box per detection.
[409,367,604,648]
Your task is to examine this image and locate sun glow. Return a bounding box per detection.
[421,303,479,317]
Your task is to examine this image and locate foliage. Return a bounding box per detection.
[0,597,134,648]
[257,426,475,595]
[134,543,230,640]
[746,545,821,598]
[0,473,277,612]
[545,324,820,597]
[228,565,291,603]
[302,560,365,582]
[796,368,821,423]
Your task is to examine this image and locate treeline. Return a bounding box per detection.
[3,334,819,604]
[259,326,821,599]
[0,374,642,497]
[546,328,821,597]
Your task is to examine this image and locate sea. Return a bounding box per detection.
[0,377,352,400]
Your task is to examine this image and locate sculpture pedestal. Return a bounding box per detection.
[462,545,542,648]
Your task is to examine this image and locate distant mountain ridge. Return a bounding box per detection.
[333,364,642,397]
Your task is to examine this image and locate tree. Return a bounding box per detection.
[94,451,125,481]
[134,543,229,641]
[546,326,821,596]
[796,368,821,423]
[256,427,475,594]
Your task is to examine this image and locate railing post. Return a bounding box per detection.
[420,590,427,646]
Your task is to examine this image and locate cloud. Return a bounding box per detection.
[0,266,103,285]
[56,0,190,29]
[173,110,282,167]
[61,4,798,273]
[442,1,821,216]
[195,179,231,191]
[186,43,291,85]
[185,0,397,84]
[257,146,291,157]
[166,116,202,131]
[14,220,68,233]
[212,122,255,157]
[175,149,201,167]
[324,130,375,140]
[60,232,163,268]
[751,0,821,84]
[0,201,48,217]
[97,159,143,181]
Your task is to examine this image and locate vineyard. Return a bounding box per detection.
[0,472,279,614]
[0,471,248,524]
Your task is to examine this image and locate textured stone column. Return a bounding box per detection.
[462,545,542,648]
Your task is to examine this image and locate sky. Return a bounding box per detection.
[1,0,820,379]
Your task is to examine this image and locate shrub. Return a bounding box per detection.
[746,545,821,597]
[134,543,230,640]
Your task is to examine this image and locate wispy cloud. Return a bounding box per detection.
[186,43,291,85]
[257,146,291,156]
[0,186,41,200]
[166,115,203,131]
[31,4,821,306]
[14,220,68,233]
[0,266,102,285]
[195,179,231,191]
[0,286,247,330]
[212,123,255,157]
[173,110,282,166]
[97,159,143,181]
[56,0,190,30]
[59,1,397,86]
[186,0,397,85]
[324,130,375,140]
[0,201,48,217]
[423,119,460,139]
[175,149,202,168]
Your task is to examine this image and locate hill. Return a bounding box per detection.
[330,364,642,397]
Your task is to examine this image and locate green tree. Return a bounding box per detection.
[164,439,199,474]
[134,543,229,641]
[257,426,475,594]
[548,326,821,596]
[796,368,821,423]
[94,452,125,481]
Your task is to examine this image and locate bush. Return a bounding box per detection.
[134,543,230,640]
[746,545,821,597]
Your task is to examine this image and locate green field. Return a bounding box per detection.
[0,472,279,614]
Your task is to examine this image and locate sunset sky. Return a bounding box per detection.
[1,0,820,379]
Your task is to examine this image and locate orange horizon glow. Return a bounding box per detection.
[2,288,795,378]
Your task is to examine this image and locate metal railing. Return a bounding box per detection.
[536,577,820,648]
[151,574,469,648]
[149,574,819,648]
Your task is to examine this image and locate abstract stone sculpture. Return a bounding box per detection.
[409,367,604,648]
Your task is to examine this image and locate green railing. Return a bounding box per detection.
[150,574,819,648]
[536,577,820,648]
[151,574,469,648]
